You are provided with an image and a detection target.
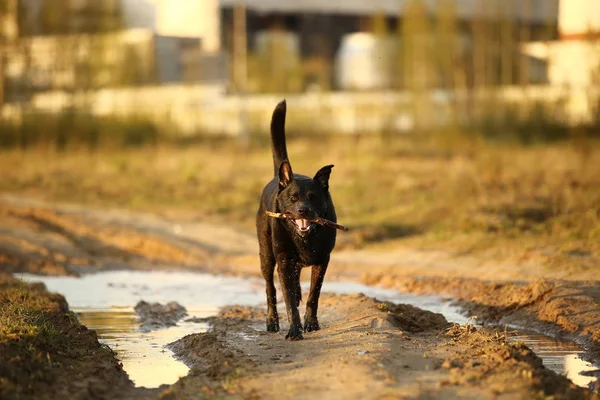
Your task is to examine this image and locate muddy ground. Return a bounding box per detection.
[163,294,592,399]
[1,197,600,399]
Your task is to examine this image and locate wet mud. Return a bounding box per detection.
[362,275,600,363]
[134,301,187,332]
[162,294,595,399]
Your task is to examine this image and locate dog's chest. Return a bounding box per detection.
[296,246,321,266]
[293,234,334,265]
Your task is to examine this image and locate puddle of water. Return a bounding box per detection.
[17,270,265,308]
[76,306,209,388]
[16,271,598,390]
[510,332,598,388]
[17,271,265,388]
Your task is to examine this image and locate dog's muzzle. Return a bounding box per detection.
[292,218,317,235]
[294,218,312,232]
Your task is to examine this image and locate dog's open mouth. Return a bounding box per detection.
[294,219,313,233]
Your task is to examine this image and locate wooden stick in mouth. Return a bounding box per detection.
[265,211,349,232]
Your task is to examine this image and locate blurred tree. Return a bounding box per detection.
[371,10,389,38]
[1,0,19,105]
[251,22,302,93]
[14,0,145,96]
[471,0,488,88]
[120,44,147,86]
[401,0,433,130]
[500,0,516,87]
[401,0,433,91]
[36,0,123,35]
[519,0,532,86]
[38,0,72,34]
[3,0,149,152]
[232,2,247,93]
[434,0,467,130]
[371,10,392,90]
[434,0,461,91]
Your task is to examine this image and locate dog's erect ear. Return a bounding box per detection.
[278,160,294,189]
[313,165,334,191]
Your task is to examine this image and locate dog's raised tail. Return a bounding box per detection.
[270,100,289,176]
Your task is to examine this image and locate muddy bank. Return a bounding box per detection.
[362,275,600,363]
[0,201,210,277]
[134,301,187,332]
[164,293,594,399]
[0,272,137,400]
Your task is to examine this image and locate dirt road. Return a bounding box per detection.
[1,196,599,399]
[163,294,591,399]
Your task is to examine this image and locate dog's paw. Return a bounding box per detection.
[266,317,280,333]
[285,324,304,341]
[303,317,320,332]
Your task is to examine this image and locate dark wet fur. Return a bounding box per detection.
[256,100,337,341]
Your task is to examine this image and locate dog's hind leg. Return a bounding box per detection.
[304,256,329,332]
[259,241,279,332]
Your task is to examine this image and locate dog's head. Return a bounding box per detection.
[276,160,333,237]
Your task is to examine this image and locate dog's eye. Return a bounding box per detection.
[290,194,299,202]
[307,193,315,201]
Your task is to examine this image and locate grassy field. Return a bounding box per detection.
[1,135,599,272]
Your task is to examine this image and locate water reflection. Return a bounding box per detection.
[75,306,212,388]
[511,333,598,387]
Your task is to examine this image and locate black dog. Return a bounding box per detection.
[256,100,337,341]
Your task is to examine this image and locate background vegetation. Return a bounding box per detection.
[0,0,598,271]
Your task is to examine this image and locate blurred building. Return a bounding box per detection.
[121,0,221,53]
[3,0,598,134]
[4,0,226,102]
[220,0,559,91]
[523,0,600,87]
[521,0,600,121]
[17,0,221,51]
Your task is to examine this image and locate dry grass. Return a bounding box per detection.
[0,274,82,396]
[0,135,599,270]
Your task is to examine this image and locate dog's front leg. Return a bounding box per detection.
[304,256,329,332]
[277,257,303,340]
